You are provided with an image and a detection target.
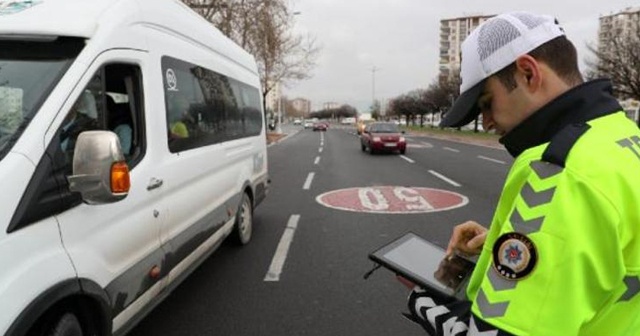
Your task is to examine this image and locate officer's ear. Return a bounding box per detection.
[515,55,541,92]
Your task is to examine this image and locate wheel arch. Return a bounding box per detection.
[6,278,111,336]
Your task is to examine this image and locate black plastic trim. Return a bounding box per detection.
[7,136,81,233]
[5,278,111,336]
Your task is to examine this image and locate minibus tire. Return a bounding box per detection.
[232,193,253,245]
[47,313,83,336]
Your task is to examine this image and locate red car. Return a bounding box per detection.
[360,122,406,154]
[313,122,328,131]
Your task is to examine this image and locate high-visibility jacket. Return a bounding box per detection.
[467,111,640,335]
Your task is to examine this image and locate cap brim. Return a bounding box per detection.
[439,80,484,128]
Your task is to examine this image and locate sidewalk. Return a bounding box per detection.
[266,132,286,145]
[405,127,502,149]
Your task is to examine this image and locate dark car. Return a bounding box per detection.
[360,122,406,154]
[313,122,328,131]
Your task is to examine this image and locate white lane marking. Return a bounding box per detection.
[303,172,315,190]
[319,147,323,153]
[428,170,461,187]
[478,155,506,164]
[264,215,300,282]
[421,142,434,148]
[400,155,415,163]
[314,156,320,165]
[443,147,460,153]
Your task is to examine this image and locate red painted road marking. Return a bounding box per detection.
[316,186,468,214]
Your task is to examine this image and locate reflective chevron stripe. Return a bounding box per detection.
[520,182,555,208]
[487,267,517,291]
[476,288,509,318]
[530,160,563,179]
[509,208,544,234]
[618,276,640,302]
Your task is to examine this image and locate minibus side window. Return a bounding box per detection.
[58,63,145,170]
[161,56,263,153]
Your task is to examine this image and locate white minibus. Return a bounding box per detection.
[0,0,269,335]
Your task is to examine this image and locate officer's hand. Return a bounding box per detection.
[446,221,487,257]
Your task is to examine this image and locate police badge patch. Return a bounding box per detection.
[492,232,537,280]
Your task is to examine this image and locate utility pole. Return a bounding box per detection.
[371,66,380,105]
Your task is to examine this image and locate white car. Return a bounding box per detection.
[293,118,302,125]
[304,120,314,128]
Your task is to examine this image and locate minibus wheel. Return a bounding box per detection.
[232,193,253,245]
[47,313,83,336]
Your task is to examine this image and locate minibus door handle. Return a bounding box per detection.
[147,178,164,191]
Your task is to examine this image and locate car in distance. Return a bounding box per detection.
[303,119,314,129]
[293,118,302,125]
[356,119,373,135]
[313,122,328,131]
[360,122,407,154]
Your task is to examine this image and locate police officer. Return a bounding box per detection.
[408,11,640,335]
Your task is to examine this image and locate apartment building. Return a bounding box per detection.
[323,102,340,110]
[439,14,494,82]
[598,7,640,56]
[291,98,311,115]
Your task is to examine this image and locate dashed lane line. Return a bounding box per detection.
[264,215,300,282]
[478,155,506,164]
[443,147,460,153]
[303,172,315,190]
[400,155,415,163]
[429,170,461,187]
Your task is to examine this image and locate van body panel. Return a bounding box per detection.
[136,0,257,77]
[0,222,77,335]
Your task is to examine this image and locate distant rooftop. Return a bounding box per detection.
[601,6,640,18]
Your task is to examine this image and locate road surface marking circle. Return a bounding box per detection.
[316,186,468,214]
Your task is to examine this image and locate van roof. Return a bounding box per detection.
[0,0,257,73]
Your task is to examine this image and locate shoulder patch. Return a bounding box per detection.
[492,232,537,280]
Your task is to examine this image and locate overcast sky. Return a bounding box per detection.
[286,0,637,112]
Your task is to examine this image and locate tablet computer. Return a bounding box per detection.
[368,232,475,300]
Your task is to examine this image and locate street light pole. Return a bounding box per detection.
[371,66,379,105]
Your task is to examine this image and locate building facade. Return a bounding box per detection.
[291,98,311,116]
[438,14,494,82]
[598,7,640,57]
[323,102,340,110]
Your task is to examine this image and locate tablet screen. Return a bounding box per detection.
[369,232,475,299]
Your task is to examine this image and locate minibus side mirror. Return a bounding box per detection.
[67,131,130,204]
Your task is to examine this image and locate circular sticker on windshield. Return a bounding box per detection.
[492,232,537,280]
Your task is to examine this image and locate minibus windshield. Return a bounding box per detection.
[0,37,84,160]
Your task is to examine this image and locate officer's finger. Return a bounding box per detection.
[466,231,487,254]
[446,221,479,255]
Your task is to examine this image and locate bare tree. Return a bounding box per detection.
[587,20,640,102]
[183,0,319,115]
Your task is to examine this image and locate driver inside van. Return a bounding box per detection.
[60,90,98,152]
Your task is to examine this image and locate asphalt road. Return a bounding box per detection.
[131,124,513,335]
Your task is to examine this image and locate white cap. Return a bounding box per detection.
[440,12,565,128]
